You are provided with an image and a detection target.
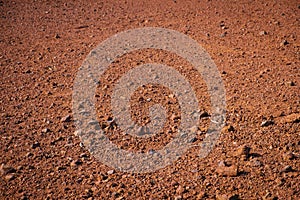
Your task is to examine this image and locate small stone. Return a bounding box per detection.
[280,113,300,124]
[5,174,15,181]
[283,152,295,160]
[197,191,206,199]
[216,193,228,200]
[74,130,81,136]
[42,128,50,133]
[259,31,267,36]
[61,115,71,122]
[261,120,274,127]
[199,111,210,118]
[281,165,293,173]
[57,166,66,171]
[71,159,82,167]
[31,142,40,149]
[218,160,226,167]
[220,32,227,37]
[216,165,238,177]
[286,81,296,86]
[174,195,182,200]
[107,170,114,175]
[189,126,198,133]
[54,33,61,39]
[188,137,197,143]
[176,185,185,194]
[26,152,33,157]
[249,158,262,167]
[233,145,251,159]
[222,125,234,132]
[280,40,289,46]
[0,164,16,175]
[80,153,88,158]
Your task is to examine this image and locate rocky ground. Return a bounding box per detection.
[0,0,299,199]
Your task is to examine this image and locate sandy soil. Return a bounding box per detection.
[0,0,299,199]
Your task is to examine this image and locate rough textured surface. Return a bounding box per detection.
[0,0,299,199]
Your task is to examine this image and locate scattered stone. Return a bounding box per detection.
[261,120,274,127]
[107,170,114,175]
[61,115,71,122]
[216,165,238,177]
[259,31,267,36]
[281,165,293,173]
[54,33,60,39]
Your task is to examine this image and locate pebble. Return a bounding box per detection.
[281,165,293,173]
[261,120,274,127]
[189,126,198,134]
[282,152,295,160]
[280,40,289,46]
[233,145,251,159]
[0,164,16,175]
[280,113,300,124]
[286,81,295,86]
[222,125,234,132]
[216,165,238,177]
[107,170,114,175]
[216,193,229,200]
[54,33,60,39]
[61,115,71,122]
[41,128,50,133]
[5,174,15,181]
[31,142,40,149]
[249,158,262,167]
[176,185,185,194]
[259,31,267,36]
[74,130,81,136]
[174,195,182,200]
[71,159,82,167]
[220,32,227,37]
[188,137,197,143]
[197,191,206,199]
[199,111,210,118]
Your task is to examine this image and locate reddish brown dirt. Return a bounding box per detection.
[1,0,299,199]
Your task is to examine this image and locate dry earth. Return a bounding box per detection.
[0,0,299,199]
